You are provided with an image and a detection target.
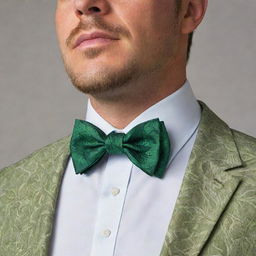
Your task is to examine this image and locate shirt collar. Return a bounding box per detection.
[85,80,201,166]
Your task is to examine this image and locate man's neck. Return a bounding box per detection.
[89,74,187,129]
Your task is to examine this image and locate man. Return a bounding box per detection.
[0,0,255,255]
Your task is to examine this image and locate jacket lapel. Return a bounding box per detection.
[160,101,243,256]
[0,135,71,255]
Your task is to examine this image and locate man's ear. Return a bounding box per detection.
[180,0,208,34]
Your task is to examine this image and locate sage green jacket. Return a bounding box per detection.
[1,101,256,256]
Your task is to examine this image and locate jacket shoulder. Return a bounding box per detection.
[231,129,256,162]
[0,135,71,254]
[0,135,71,177]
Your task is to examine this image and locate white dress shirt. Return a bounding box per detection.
[50,80,201,256]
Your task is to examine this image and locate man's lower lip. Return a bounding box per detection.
[76,38,118,49]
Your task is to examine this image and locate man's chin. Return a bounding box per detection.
[63,55,140,98]
[71,83,116,96]
[66,72,120,95]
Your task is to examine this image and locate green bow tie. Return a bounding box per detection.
[70,118,171,178]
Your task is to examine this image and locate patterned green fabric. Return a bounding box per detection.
[70,118,170,178]
[1,101,256,256]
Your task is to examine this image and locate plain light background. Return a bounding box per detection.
[0,0,255,170]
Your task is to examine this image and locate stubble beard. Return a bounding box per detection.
[60,21,180,100]
[61,48,141,98]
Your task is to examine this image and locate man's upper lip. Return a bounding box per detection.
[73,31,119,48]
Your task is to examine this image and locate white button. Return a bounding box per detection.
[102,229,111,237]
[111,187,120,196]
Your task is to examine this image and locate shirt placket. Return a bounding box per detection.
[90,154,133,256]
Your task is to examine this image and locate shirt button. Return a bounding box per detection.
[102,229,111,237]
[111,187,120,196]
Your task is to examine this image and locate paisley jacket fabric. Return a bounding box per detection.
[0,101,256,256]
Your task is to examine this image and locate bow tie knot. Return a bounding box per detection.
[105,132,125,154]
[70,118,171,178]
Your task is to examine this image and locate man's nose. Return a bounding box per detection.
[73,0,110,17]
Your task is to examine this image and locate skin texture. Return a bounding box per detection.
[55,0,208,128]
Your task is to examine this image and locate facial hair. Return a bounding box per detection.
[59,14,179,98]
[60,16,145,97]
[61,49,141,97]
